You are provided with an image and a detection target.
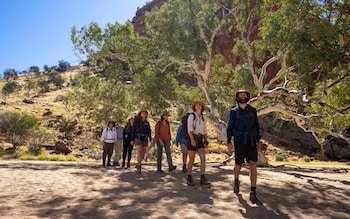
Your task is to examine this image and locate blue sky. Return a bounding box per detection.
[0,0,149,74]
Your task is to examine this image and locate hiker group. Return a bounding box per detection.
[100,90,262,204]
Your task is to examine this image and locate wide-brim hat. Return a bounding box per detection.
[191,101,206,112]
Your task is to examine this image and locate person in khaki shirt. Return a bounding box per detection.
[155,111,177,173]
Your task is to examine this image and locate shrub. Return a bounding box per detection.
[3,68,18,81]
[0,112,39,150]
[2,81,19,98]
[56,118,78,138]
[303,156,311,162]
[28,144,42,156]
[275,152,286,161]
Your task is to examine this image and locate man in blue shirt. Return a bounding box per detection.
[226,90,262,204]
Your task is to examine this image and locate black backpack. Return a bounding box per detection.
[180,112,204,139]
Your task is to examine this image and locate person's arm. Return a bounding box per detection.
[226,109,236,145]
[253,108,261,142]
[147,121,152,142]
[130,119,137,144]
[175,125,181,145]
[187,114,196,147]
[101,128,106,142]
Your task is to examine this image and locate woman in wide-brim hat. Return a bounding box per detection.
[191,101,205,112]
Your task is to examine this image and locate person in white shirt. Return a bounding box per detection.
[101,121,117,167]
[186,101,210,186]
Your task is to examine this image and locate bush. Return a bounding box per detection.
[3,68,18,81]
[0,112,39,149]
[303,155,311,162]
[275,152,286,161]
[2,81,19,97]
[56,118,78,137]
[28,144,42,155]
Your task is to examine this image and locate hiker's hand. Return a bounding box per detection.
[125,134,128,139]
[191,138,196,147]
[130,141,134,145]
[227,143,233,154]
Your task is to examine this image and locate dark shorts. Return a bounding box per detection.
[187,134,205,151]
[134,138,148,147]
[234,142,258,165]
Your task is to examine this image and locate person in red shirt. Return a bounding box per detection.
[155,111,177,172]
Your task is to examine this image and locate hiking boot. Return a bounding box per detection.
[249,191,262,204]
[136,165,141,174]
[169,165,177,172]
[200,175,211,186]
[233,180,240,194]
[121,162,125,168]
[157,169,164,173]
[126,162,130,168]
[107,163,112,167]
[187,175,195,186]
[182,164,187,173]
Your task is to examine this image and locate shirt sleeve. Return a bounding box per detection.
[101,128,106,141]
[253,108,261,141]
[226,109,236,144]
[155,122,160,139]
[187,114,194,134]
[147,121,152,141]
[130,119,137,141]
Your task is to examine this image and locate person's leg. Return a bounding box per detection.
[181,144,188,172]
[136,145,143,166]
[187,150,196,185]
[102,143,107,166]
[198,148,206,175]
[156,142,163,171]
[249,160,257,187]
[107,143,113,166]
[164,140,176,171]
[127,144,133,167]
[122,142,128,168]
[233,143,245,193]
[117,141,123,163]
[113,143,118,165]
[198,147,210,185]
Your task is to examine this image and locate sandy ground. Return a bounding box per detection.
[0,160,349,219]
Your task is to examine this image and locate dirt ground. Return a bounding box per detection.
[0,160,349,219]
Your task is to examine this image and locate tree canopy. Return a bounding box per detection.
[70,0,350,150]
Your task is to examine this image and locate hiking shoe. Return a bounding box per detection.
[182,164,187,173]
[200,175,211,186]
[187,175,195,186]
[233,180,240,194]
[249,191,262,204]
[157,169,164,173]
[136,165,141,174]
[121,162,125,168]
[169,165,177,172]
[126,163,130,168]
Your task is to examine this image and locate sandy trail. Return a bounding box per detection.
[0,160,349,219]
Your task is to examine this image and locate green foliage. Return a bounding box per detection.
[65,74,129,124]
[38,79,50,93]
[56,118,78,138]
[47,70,65,86]
[2,81,20,98]
[275,152,286,162]
[24,80,37,97]
[303,156,311,162]
[0,112,39,149]
[28,66,40,73]
[58,60,70,72]
[3,68,18,81]
[27,129,52,155]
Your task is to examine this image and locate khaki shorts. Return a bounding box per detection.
[180,144,187,153]
[134,138,148,147]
